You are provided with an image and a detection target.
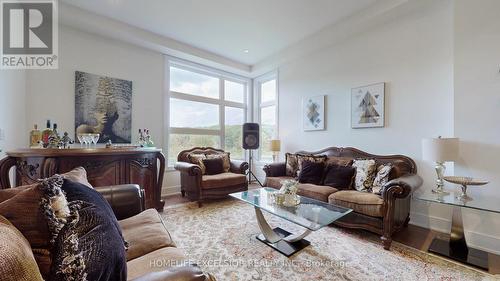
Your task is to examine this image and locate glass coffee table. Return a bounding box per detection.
[230,187,352,256]
[414,190,500,270]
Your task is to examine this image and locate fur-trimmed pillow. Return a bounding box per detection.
[50,179,127,281]
[352,159,377,191]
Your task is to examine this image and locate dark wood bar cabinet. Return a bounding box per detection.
[0,147,166,210]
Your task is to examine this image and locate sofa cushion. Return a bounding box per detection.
[119,209,175,261]
[187,153,207,174]
[61,166,93,188]
[0,181,69,247]
[202,157,224,175]
[265,176,294,189]
[326,156,353,167]
[285,153,299,177]
[297,154,327,176]
[0,180,70,278]
[206,152,231,173]
[50,179,127,281]
[127,247,187,280]
[372,164,393,194]
[323,164,356,190]
[328,190,385,217]
[297,183,338,202]
[0,183,37,203]
[298,160,325,185]
[201,172,246,189]
[0,215,44,281]
[352,159,377,191]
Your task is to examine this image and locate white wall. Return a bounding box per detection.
[0,70,27,156]
[260,0,500,253]
[452,0,500,253]
[276,0,454,231]
[24,26,180,193]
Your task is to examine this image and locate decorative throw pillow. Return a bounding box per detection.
[188,153,207,174]
[322,164,357,190]
[372,164,393,194]
[202,158,224,175]
[50,179,127,281]
[298,160,325,185]
[0,183,37,203]
[0,176,71,279]
[285,153,299,177]
[0,215,44,281]
[352,159,377,191]
[297,154,327,176]
[61,167,93,188]
[207,152,231,173]
[326,156,354,167]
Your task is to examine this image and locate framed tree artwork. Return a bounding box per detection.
[351,83,385,128]
[303,95,325,131]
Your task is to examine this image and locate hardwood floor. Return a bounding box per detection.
[162,185,499,275]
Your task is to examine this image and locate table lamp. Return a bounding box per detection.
[270,140,281,162]
[422,137,459,194]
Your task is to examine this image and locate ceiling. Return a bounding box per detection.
[61,0,377,65]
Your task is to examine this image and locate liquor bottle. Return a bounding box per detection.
[47,123,61,148]
[29,124,42,147]
[41,120,53,145]
[138,129,144,147]
[145,129,154,147]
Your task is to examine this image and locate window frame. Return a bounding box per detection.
[165,57,250,167]
[253,71,279,163]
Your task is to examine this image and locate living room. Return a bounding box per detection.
[0,0,499,280]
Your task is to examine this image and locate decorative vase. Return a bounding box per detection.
[283,194,300,207]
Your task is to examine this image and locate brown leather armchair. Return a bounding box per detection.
[174,147,248,207]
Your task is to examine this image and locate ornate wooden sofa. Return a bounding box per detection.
[263,147,423,250]
[174,147,249,207]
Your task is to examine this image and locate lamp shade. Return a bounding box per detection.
[422,137,459,162]
[270,140,281,152]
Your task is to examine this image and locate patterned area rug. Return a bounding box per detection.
[161,199,495,281]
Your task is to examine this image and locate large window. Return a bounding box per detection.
[168,61,248,165]
[255,74,278,162]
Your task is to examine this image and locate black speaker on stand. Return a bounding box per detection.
[243,123,263,186]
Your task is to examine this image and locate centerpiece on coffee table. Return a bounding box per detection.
[278,179,300,206]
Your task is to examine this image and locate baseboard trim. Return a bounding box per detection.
[162,185,181,196]
[410,211,500,255]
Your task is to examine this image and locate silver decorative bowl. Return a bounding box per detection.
[443,176,489,201]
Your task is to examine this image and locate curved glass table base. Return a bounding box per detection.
[255,207,312,243]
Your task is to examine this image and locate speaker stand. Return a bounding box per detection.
[246,150,263,187]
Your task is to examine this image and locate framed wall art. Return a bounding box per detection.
[351,83,385,128]
[303,95,325,131]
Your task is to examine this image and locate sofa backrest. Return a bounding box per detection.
[177,147,226,162]
[296,147,417,179]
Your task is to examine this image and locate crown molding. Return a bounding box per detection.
[250,0,421,77]
[59,3,252,77]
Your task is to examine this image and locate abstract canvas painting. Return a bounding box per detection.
[351,83,385,128]
[303,95,325,131]
[75,71,132,143]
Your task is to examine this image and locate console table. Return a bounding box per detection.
[415,190,499,271]
[0,148,165,210]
